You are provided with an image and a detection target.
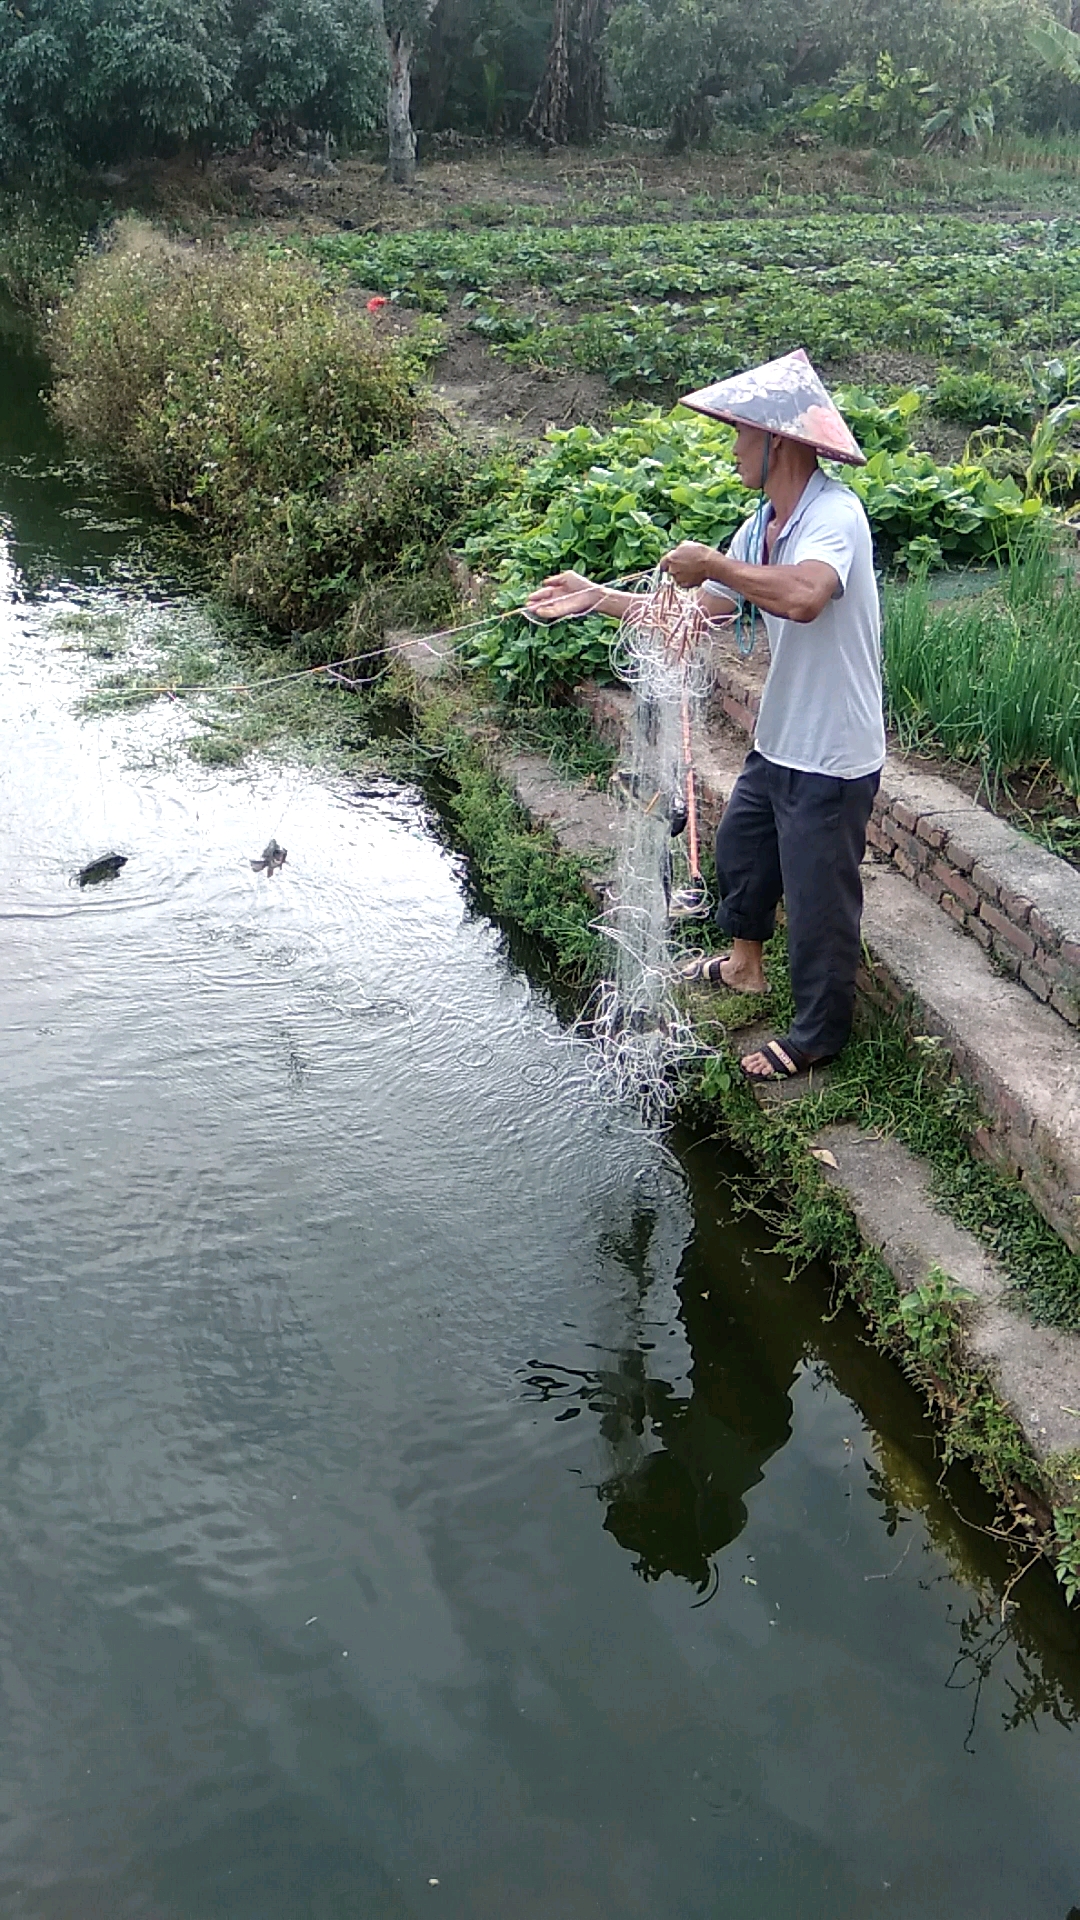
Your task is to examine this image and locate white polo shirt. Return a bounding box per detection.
[705,468,886,780]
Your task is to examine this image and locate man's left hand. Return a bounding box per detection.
[662,541,723,589]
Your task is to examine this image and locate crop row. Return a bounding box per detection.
[462,407,1041,699]
[313,216,1080,303]
[310,215,1080,394]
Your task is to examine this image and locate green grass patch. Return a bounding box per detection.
[75,600,417,776]
[503,703,618,786]
[411,691,606,980]
[885,534,1080,795]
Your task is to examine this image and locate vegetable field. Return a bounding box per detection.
[313,213,1080,397]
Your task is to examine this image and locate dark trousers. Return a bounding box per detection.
[714,750,881,1061]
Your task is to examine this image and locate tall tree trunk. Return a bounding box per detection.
[387,27,416,182]
[525,0,609,147]
[524,0,571,146]
[567,0,608,141]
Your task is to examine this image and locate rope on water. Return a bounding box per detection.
[78,575,665,707]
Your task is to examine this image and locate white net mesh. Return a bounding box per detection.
[608,568,727,703]
[577,570,727,1125]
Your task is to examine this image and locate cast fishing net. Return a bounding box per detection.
[577,569,730,1125]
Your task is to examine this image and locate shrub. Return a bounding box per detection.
[230,435,490,629]
[833,384,925,455]
[0,191,100,310]
[50,228,423,527]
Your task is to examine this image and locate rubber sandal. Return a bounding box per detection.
[740,1038,833,1082]
[676,951,771,993]
[676,951,730,985]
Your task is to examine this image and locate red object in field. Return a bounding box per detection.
[366,295,389,311]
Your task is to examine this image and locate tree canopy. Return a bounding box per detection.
[0,0,1078,180]
[0,0,384,175]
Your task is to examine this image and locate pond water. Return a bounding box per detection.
[3,317,1080,1920]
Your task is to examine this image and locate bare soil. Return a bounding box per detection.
[429,323,612,434]
[131,137,911,237]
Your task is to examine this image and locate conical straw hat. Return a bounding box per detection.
[680,348,866,467]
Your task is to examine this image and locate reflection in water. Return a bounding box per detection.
[525,1158,1080,1761]
[595,1203,794,1588]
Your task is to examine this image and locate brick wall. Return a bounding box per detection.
[866,806,1079,1028]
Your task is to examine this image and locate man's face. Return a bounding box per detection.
[732,424,771,488]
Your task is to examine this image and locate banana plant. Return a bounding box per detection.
[920,91,996,150]
[1028,15,1080,81]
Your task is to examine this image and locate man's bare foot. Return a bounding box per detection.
[677,950,768,994]
[716,951,768,994]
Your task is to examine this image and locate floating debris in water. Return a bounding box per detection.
[250,838,287,876]
[76,852,127,887]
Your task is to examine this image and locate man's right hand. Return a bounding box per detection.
[524,571,603,622]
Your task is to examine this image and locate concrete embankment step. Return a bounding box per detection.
[860,865,1080,1254]
[810,1126,1080,1469]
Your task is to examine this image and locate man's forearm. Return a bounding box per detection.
[590,586,639,618]
[702,552,828,623]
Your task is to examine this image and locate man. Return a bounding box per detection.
[525,348,885,1083]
